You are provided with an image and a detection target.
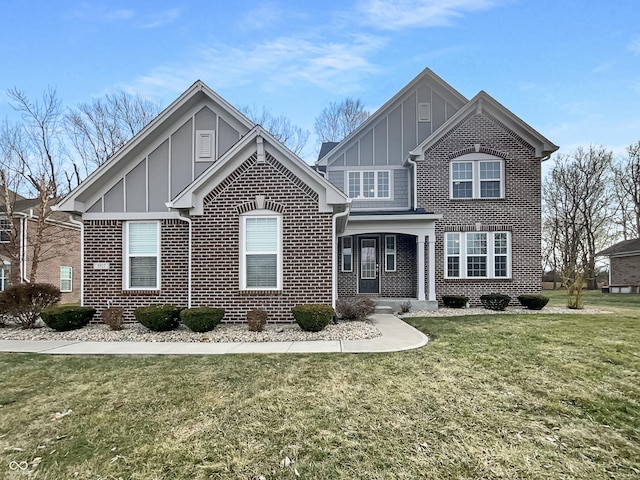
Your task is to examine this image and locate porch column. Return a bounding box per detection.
[428,235,436,301]
[417,235,425,301]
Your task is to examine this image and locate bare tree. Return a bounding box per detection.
[612,141,640,239]
[66,91,161,179]
[314,97,370,142]
[542,146,614,289]
[239,105,309,156]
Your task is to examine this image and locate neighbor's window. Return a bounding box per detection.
[347,171,391,199]
[385,235,396,272]
[0,218,11,243]
[60,266,73,292]
[450,156,504,199]
[445,232,510,279]
[342,236,353,272]
[125,221,160,289]
[242,214,281,290]
[0,264,8,291]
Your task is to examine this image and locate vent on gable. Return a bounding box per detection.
[418,102,431,122]
[196,130,215,161]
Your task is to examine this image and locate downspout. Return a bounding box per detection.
[68,215,84,306]
[331,201,351,309]
[21,214,28,283]
[174,212,192,308]
[406,156,418,210]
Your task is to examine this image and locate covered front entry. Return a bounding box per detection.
[359,237,379,293]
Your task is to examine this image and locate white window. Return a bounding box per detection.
[450,157,504,199]
[125,221,160,289]
[0,218,11,243]
[0,263,8,291]
[445,232,511,279]
[342,236,353,272]
[385,235,396,272]
[347,171,391,199]
[241,214,281,290]
[60,266,73,292]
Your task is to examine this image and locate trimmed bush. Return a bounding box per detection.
[134,304,181,332]
[247,308,267,332]
[518,294,549,310]
[180,307,224,333]
[442,294,469,308]
[101,307,124,331]
[41,305,96,331]
[292,304,334,332]
[0,283,61,329]
[335,296,376,321]
[480,293,511,311]
[399,301,412,314]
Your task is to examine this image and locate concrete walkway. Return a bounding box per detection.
[0,314,428,355]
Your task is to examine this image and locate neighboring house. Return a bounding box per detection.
[0,192,81,303]
[598,238,640,293]
[55,68,557,322]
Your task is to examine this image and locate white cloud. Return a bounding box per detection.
[140,8,181,29]
[356,0,498,30]
[628,38,640,55]
[68,4,179,28]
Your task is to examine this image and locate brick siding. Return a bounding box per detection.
[610,255,640,286]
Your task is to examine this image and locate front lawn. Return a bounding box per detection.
[0,292,638,479]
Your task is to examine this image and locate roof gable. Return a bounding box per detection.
[317,68,467,167]
[598,238,640,256]
[411,91,558,160]
[55,81,255,214]
[169,126,349,215]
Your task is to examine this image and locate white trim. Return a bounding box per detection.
[196,130,216,161]
[346,170,392,199]
[85,212,184,221]
[124,221,161,290]
[239,211,282,291]
[444,231,511,279]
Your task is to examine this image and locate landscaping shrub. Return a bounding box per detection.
[0,283,61,329]
[101,307,124,331]
[292,304,334,332]
[399,300,412,314]
[41,305,96,331]
[134,304,182,332]
[480,293,511,311]
[442,294,469,308]
[518,294,550,310]
[335,296,376,321]
[247,308,267,332]
[180,307,224,332]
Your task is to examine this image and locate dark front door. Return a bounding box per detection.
[359,237,379,294]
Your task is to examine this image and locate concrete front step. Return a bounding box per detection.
[375,305,394,314]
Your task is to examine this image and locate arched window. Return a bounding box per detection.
[450,153,504,200]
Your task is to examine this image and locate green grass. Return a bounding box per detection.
[0,292,639,479]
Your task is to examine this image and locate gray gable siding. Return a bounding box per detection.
[84,102,249,214]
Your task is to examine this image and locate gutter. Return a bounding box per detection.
[68,215,84,305]
[331,201,352,309]
[174,211,193,308]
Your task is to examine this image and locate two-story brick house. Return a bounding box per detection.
[55,68,557,322]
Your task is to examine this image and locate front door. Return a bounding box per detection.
[359,237,379,294]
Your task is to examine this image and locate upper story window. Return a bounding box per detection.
[347,171,391,199]
[0,218,11,243]
[445,231,510,279]
[240,212,282,290]
[125,221,160,290]
[450,154,504,200]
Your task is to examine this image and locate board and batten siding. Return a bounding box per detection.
[86,104,249,214]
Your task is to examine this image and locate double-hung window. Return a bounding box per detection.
[347,171,391,199]
[60,266,73,292]
[342,237,353,272]
[445,232,510,279]
[241,214,281,290]
[385,235,396,272]
[125,221,160,289]
[450,155,504,199]
[0,218,11,243]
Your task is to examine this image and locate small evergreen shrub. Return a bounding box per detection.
[480,293,511,311]
[442,294,469,308]
[247,308,267,332]
[134,304,181,331]
[292,304,335,332]
[399,301,412,314]
[335,296,376,321]
[41,305,96,331]
[0,283,61,328]
[101,307,124,331]
[517,294,549,310]
[180,307,224,333]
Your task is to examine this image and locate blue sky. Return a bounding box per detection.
[1,0,639,166]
